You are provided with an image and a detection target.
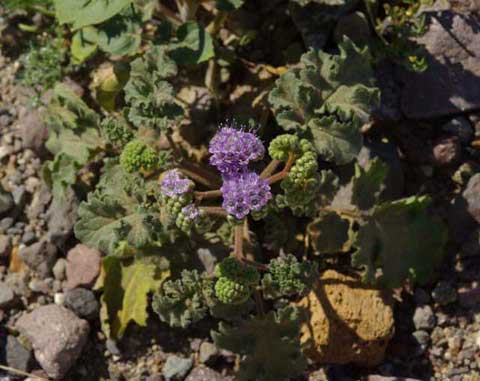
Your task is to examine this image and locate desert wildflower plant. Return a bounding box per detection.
[1,0,448,379]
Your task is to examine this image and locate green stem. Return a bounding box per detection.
[319,206,366,220]
[0,365,49,381]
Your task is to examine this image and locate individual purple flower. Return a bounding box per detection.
[181,204,200,220]
[221,171,272,219]
[161,169,191,197]
[209,126,265,175]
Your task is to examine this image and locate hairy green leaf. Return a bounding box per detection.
[307,210,352,254]
[352,196,447,288]
[55,0,132,30]
[71,28,99,63]
[170,22,215,65]
[101,256,169,338]
[212,307,307,381]
[269,38,379,164]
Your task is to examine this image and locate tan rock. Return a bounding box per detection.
[297,270,394,366]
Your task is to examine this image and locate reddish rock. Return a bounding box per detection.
[66,244,101,289]
[431,136,461,166]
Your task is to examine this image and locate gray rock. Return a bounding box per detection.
[19,239,58,278]
[412,330,430,355]
[64,288,99,320]
[0,282,15,308]
[4,335,35,372]
[52,258,67,281]
[163,355,193,381]
[16,110,48,154]
[0,235,11,258]
[21,231,36,245]
[66,244,101,289]
[15,305,90,380]
[0,186,13,215]
[413,305,436,330]
[0,218,14,232]
[199,342,219,365]
[11,186,26,207]
[414,288,431,305]
[46,188,78,246]
[366,376,422,381]
[463,174,480,224]
[431,136,461,166]
[105,339,121,356]
[442,116,474,145]
[432,282,457,306]
[401,5,480,118]
[185,367,232,381]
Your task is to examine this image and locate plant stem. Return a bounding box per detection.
[195,189,222,201]
[260,159,282,179]
[266,154,295,185]
[179,160,222,189]
[158,3,182,26]
[319,206,366,220]
[199,206,228,217]
[0,365,49,381]
[254,289,265,317]
[234,224,244,261]
[206,11,228,36]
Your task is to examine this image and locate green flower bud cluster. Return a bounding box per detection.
[101,117,135,148]
[175,205,201,234]
[120,139,160,173]
[277,148,319,217]
[214,257,260,304]
[262,254,318,299]
[269,134,300,161]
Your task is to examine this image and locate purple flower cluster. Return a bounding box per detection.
[221,172,271,219]
[209,127,265,175]
[161,169,191,197]
[181,204,200,220]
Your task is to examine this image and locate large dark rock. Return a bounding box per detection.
[401,2,480,119]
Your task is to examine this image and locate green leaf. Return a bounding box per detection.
[74,161,171,255]
[71,28,99,64]
[269,38,379,164]
[54,0,132,30]
[101,256,170,338]
[212,307,307,381]
[170,22,215,65]
[351,157,388,210]
[307,210,352,254]
[95,8,142,56]
[352,196,448,288]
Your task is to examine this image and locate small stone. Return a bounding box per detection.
[413,305,436,330]
[185,366,232,381]
[106,339,121,356]
[431,136,461,166]
[366,377,423,381]
[15,305,90,379]
[412,330,430,355]
[199,342,219,365]
[442,117,474,144]
[147,376,164,381]
[21,231,36,245]
[4,335,35,373]
[0,186,13,215]
[432,282,457,306]
[54,292,65,305]
[46,188,78,246]
[163,355,193,381]
[66,244,101,289]
[463,174,480,224]
[11,186,26,206]
[64,288,99,320]
[0,282,15,308]
[52,258,67,281]
[28,279,49,294]
[19,239,58,278]
[0,235,11,258]
[414,288,431,305]
[0,217,14,232]
[458,287,480,308]
[0,145,13,160]
[17,110,49,154]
